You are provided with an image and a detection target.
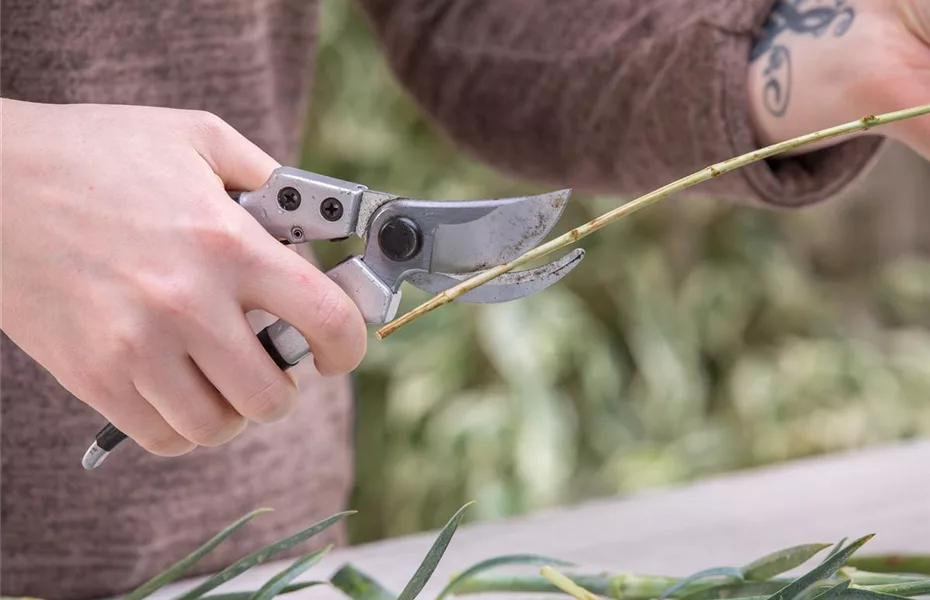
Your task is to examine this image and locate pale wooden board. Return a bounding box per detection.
[144,439,930,600]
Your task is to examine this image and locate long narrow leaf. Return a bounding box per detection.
[660,568,744,600]
[200,582,325,600]
[841,590,914,600]
[678,581,789,600]
[437,554,574,600]
[809,581,851,600]
[442,573,676,597]
[330,565,397,600]
[821,541,849,565]
[174,511,354,600]
[124,508,272,600]
[764,536,874,600]
[845,573,926,586]
[866,581,930,597]
[845,557,930,576]
[743,544,832,581]
[397,502,473,600]
[247,546,331,600]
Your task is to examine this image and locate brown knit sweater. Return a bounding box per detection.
[0,1,884,598]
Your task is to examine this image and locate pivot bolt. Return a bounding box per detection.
[290,226,304,241]
[379,217,422,262]
[320,197,343,222]
[277,187,301,211]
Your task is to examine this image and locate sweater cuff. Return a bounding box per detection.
[710,0,888,209]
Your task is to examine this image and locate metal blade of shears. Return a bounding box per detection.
[406,249,585,303]
[358,189,571,276]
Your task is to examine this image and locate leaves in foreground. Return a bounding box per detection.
[330,565,397,600]
[437,554,575,600]
[397,502,474,600]
[173,511,353,600]
[743,544,833,581]
[246,547,331,600]
[199,581,325,600]
[61,505,928,600]
[764,535,874,600]
[124,508,273,600]
[659,566,744,599]
[846,556,930,577]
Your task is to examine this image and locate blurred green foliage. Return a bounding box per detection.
[301,1,930,545]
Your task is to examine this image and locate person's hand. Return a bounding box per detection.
[748,0,930,158]
[0,100,367,457]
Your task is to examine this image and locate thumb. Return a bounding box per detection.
[189,111,280,191]
[898,0,930,46]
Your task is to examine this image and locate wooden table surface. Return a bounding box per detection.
[146,439,930,600]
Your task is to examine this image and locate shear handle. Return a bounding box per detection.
[83,254,403,470]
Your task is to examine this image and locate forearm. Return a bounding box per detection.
[356,0,885,208]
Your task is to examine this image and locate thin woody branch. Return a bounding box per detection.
[376,104,930,340]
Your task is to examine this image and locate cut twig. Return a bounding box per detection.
[541,566,601,600]
[376,104,930,339]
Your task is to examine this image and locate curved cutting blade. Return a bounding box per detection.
[360,188,572,276]
[430,189,571,272]
[406,249,585,303]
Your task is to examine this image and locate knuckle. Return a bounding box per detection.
[188,110,231,145]
[191,214,244,260]
[182,412,247,447]
[240,377,297,423]
[144,277,202,324]
[103,318,150,365]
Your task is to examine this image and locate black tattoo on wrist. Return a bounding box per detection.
[750,0,856,118]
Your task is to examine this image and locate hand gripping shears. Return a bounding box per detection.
[82,167,584,469]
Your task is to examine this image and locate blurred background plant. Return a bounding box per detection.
[302,0,930,545]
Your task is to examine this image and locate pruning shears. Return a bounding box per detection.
[82,167,584,470]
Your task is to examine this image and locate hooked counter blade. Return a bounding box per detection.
[406,249,585,303]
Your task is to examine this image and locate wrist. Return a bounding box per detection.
[746,0,899,153]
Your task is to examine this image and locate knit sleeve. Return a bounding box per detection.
[355,0,885,208]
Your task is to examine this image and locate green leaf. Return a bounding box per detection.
[764,535,874,600]
[397,502,473,600]
[821,541,848,565]
[809,581,851,600]
[841,589,914,600]
[660,568,744,600]
[431,573,601,596]
[743,544,832,581]
[442,573,777,599]
[844,556,930,576]
[124,508,272,600]
[678,581,788,600]
[174,511,354,600]
[867,581,930,597]
[200,582,325,600]
[247,546,331,600]
[437,554,574,600]
[330,565,397,600]
[842,573,925,587]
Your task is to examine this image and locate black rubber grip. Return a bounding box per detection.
[96,423,128,451]
[258,326,295,370]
